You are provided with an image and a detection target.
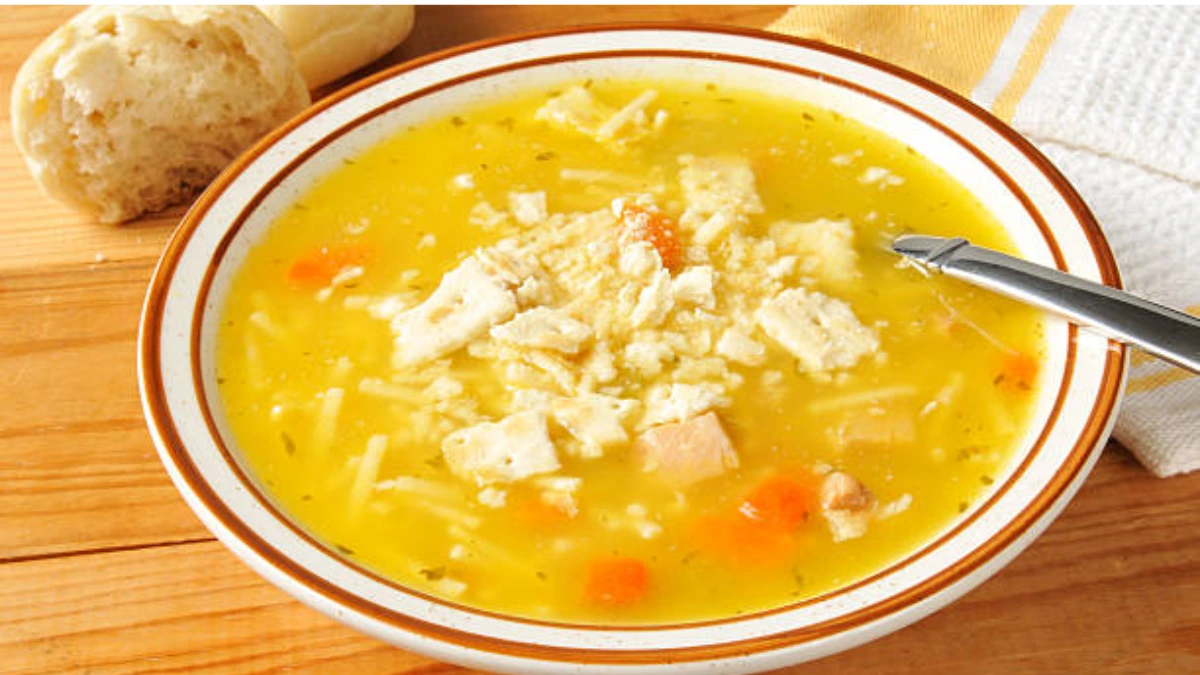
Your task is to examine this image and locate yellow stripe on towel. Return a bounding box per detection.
[768,6,1023,97]
[990,6,1073,121]
[1127,368,1196,395]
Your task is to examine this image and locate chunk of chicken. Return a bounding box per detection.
[633,411,739,487]
[821,471,876,511]
[820,470,877,542]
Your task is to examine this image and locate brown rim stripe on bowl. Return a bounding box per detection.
[139,24,1126,665]
[147,27,1113,658]
[190,48,1078,630]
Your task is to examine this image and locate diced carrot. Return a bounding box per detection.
[690,513,797,567]
[513,495,573,528]
[286,244,370,287]
[584,556,650,606]
[998,351,1039,391]
[739,474,818,531]
[619,203,681,272]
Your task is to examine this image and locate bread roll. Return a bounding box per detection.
[11,5,311,223]
[257,6,415,89]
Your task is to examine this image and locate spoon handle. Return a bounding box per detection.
[892,234,1200,373]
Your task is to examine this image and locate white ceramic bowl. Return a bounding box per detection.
[138,25,1126,674]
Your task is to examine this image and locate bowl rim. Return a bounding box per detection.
[138,22,1126,666]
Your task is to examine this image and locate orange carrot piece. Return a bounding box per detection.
[513,495,573,528]
[584,556,650,606]
[999,351,1039,391]
[739,475,818,531]
[619,203,682,272]
[690,514,797,567]
[286,244,370,287]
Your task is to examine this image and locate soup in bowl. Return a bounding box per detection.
[139,26,1124,674]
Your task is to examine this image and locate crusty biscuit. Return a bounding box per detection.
[11,5,311,223]
[257,5,415,89]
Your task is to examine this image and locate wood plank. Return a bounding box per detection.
[1,5,1197,674]
[1,450,1195,674]
[0,262,210,559]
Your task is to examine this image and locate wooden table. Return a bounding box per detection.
[2,6,1197,674]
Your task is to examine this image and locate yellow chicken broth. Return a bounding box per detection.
[216,79,1043,624]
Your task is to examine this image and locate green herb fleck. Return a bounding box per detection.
[536,571,547,581]
[981,475,994,486]
[705,82,717,92]
[801,112,814,122]
[958,501,969,513]
[535,151,556,161]
[419,566,446,581]
[335,544,354,556]
[450,116,466,127]
[280,432,296,456]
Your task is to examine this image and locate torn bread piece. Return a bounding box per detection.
[755,288,879,373]
[535,86,659,143]
[442,411,560,486]
[551,394,639,459]
[391,253,530,367]
[769,218,859,285]
[678,154,765,221]
[491,307,594,354]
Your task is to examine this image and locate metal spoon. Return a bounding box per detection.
[891,234,1200,373]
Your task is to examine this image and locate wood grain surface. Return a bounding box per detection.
[1,6,1197,675]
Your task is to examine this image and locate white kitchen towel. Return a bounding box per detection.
[771,5,1200,476]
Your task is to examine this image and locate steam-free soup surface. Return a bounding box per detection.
[216,79,1042,624]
